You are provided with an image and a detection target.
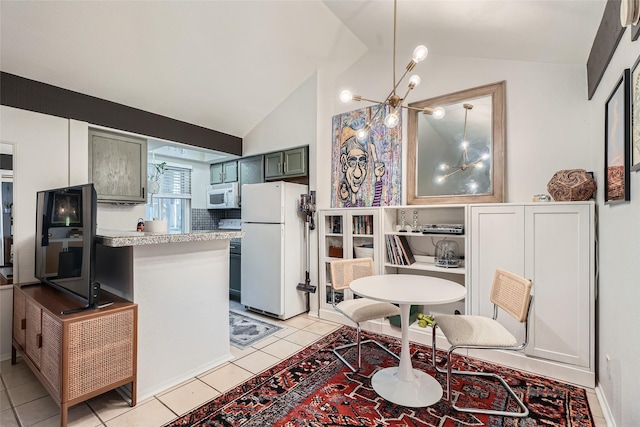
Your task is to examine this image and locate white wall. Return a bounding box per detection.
[243,73,318,156]
[0,106,69,283]
[330,50,592,205]
[586,29,640,427]
[189,160,210,210]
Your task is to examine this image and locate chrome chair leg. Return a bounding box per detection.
[333,326,400,372]
[431,324,529,417]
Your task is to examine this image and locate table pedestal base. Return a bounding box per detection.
[371,367,443,407]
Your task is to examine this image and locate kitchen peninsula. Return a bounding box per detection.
[95,229,243,401]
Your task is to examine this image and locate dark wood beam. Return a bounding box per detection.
[587,0,626,100]
[0,72,242,156]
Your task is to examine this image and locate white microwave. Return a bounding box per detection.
[207,183,240,209]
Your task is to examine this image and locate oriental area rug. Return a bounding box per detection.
[168,326,594,427]
[229,311,283,349]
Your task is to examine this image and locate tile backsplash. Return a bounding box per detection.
[191,209,240,230]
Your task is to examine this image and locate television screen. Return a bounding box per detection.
[34,183,99,309]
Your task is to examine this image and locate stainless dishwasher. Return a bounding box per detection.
[229,239,241,300]
[219,219,242,301]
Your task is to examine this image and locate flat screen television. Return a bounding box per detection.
[34,183,106,313]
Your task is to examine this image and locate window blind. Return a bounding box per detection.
[151,164,191,199]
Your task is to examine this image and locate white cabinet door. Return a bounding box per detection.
[316,208,380,321]
[470,205,525,341]
[470,203,593,368]
[524,204,592,367]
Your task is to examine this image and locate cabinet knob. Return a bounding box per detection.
[21,318,26,330]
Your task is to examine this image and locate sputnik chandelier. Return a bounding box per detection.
[436,103,490,188]
[339,0,445,141]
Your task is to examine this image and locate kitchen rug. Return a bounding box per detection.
[229,311,283,349]
[168,326,595,427]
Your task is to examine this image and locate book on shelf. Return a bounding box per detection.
[397,235,416,265]
[385,234,416,266]
[392,235,405,265]
[385,235,399,265]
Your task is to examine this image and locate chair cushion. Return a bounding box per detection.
[434,314,518,348]
[337,298,400,323]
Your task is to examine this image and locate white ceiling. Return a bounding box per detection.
[1,0,607,157]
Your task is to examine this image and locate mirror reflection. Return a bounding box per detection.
[407,81,505,204]
[417,96,492,196]
[1,142,13,284]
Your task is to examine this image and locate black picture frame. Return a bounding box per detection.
[631,54,640,171]
[604,68,631,204]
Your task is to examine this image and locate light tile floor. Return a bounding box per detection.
[1,302,608,427]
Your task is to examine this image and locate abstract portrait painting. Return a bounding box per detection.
[330,105,402,208]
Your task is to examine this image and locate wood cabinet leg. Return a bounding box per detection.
[60,402,68,427]
[130,380,137,406]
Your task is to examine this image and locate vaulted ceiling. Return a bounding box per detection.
[1,0,606,141]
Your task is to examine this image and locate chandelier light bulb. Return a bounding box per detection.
[356,128,369,141]
[439,163,449,171]
[475,162,484,169]
[468,181,478,191]
[436,176,445,183]
[412,45,428,63]
[337,2,431,132]
[384,112,400,128]
[340,90,353,103]
[461,141,469,150]
[481,153,490,160]
[432,107,446,119]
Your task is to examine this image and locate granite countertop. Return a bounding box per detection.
[96,229,244,248]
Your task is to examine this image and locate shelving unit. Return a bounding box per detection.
[317,206,468,344]
[380,205,468,311]
[317,208,379,323]
[374,205,468,346]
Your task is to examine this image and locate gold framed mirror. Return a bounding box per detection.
[407,81,505,204]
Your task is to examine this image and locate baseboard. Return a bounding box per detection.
[595,384,615,427]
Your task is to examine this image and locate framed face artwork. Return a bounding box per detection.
[604,68,631,204]
[631,55,640,171]
[330,105,402,208]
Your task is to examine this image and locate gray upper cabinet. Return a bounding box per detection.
[264,146,307,180]
[210,160,238,184]
[283,147,307,176]
[238,155,264,203]
[89,129,147,203]
[264,152,284,179]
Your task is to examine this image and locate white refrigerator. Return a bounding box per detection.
[240,181,308,319]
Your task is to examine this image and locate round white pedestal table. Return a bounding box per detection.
[349,274,466,407]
